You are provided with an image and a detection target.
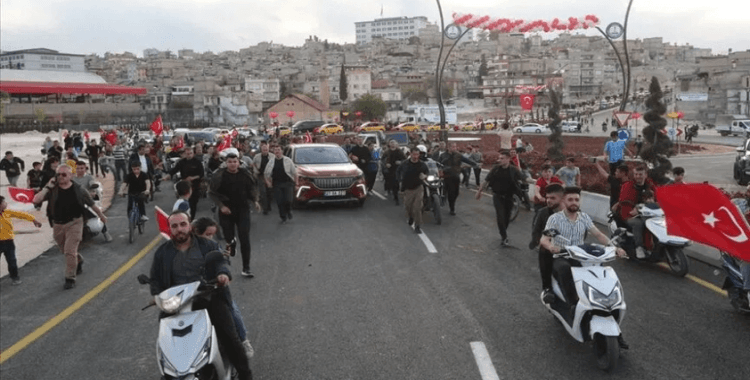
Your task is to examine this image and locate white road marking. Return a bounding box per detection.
[370,190,387,200]
[418,230,438,253]
[471,342,501,380]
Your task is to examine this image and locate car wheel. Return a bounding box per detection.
[535,129,542,133]
[734,165,740,180]
[515,129,522,133]
[740,170,750,186]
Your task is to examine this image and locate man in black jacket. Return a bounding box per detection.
[349,137,371,174]
[440,143,478,215]
[398,147,429,233]
[165,147,204,220]
[382,140,406,205]
[209,153,261,278]
[149,211,252,380]
[476,150,524,246]
[1,151,25,187]
[528,183,565,303]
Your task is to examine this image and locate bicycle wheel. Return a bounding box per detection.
[129,213,135,244]
[509,194,520,222]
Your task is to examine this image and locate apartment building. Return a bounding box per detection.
[355,16,428,45]
[0,48,85,72]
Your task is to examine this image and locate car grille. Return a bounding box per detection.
[313,177,355,190]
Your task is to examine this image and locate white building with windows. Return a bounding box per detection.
[343,65,372,102]
[0,48,85,72]
[245,78,281,102]
[354,16,428,45]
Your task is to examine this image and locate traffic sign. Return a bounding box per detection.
[617,128,631,141]
[667,128,678,138]
[613,111,631,127]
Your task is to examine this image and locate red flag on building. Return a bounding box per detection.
[519,94,535,110]
[217,136,232,152]
[150,115,164,136]
[656,183,750,261]
[154,206,171,239]
[8,187,36,204]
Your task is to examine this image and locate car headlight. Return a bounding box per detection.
[583,282,623,310]
[157,293,183,314]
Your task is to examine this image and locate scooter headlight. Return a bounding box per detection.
[156,293,183,314]
[584,282,623,310]
[427,175,436,182]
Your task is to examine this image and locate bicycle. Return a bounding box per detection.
[127,193,147,244]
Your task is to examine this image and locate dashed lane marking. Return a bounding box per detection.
[370,190,387,200]
[471,342,501,380]
[0,235,163,364]
[417,229,438,254]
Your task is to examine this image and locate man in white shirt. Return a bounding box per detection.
[497,122,514,150]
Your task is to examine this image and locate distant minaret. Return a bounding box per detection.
[319,53,330,110]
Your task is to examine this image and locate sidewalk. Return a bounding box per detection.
[0,174,116,278]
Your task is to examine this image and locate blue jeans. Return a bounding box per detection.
[231,300,248,341]
[0,240,19,279]
[114,160,128,182]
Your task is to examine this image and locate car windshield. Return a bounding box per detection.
[294,146,350,164]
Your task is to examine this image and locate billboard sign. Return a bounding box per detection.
[676,93,708,102]
[407,105,458,124]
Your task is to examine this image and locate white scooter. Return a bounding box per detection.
[608,203,691,277]
[137,260,241,380]
[542,229,627,372]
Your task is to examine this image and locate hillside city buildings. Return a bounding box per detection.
[1,18,749,128]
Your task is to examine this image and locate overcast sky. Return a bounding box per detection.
[2,0,748,57]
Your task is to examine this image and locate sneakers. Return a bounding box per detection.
[140,215,149,222]
[501,238,510,247]
[63,279,76,290]
[11,277,22,285]
[242,339,255,359]
[76,261,84,275]
[103,231,113,242]
[449,210,456,216]
[241,269,255,278]
[635,247,647,259]
[407,218,414,226]
[414,225,422,234]
[287,212,293,220]
[542,288,555,304]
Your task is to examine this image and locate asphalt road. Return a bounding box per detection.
[1,179,748,380]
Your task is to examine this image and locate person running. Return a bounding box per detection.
[263,145,297,224]
[382,140,406,205]
[397,147,429,234]
[85,139,102,178]
[33,165,108,289]
[209,152,261,278]
[252,141,274,215]
[439,142,479,216]
[1,151,25,187]
[1,195,43,285]
[476,150,525,246]
[27,162,44,193]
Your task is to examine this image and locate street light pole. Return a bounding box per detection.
[435,0,447,141]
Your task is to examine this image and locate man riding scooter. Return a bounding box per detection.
[617,165,656,259]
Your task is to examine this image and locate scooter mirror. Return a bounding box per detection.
[543,229,560,237]
[90,184,100,189]
[137,274,151,285]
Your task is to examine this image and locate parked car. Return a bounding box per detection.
[237,127,257,137]
[356,122,386,133]
[423,124,442,132]
[393,123,421,132]
[514,123,549,134]
[271,126,292,137]
[456,122,476,131]
[733,138,750,185]
[289,143,367,207]
[292,120,326,133]
[315,123,344,135]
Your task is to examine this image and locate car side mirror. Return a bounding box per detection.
[737,147,745,152]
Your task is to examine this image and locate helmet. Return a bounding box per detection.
[86,217,104,234]
[417,144,427,153]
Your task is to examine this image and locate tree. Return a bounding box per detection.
[35,107,47,123]
[339,61,348,103]
[640,76,673,184]
[351,94,387,121]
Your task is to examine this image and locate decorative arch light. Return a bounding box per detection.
[452,13,600,33]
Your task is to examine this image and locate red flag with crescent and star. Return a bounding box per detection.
[150,115,164,136]
[217,136,232,152]
[154,206,171,239]
[656,183,750,261]
[520,94,535,110]
[8,187,36,204]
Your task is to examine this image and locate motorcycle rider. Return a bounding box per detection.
[528,183,565,303]
[540,186,628,348]
[149,211,253,380]
[618,164,656,259]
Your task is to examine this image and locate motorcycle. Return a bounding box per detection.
[137,251,244,380]
[720,251,750,314]
[608,203,690,277]
[542,229,627,372]
[422,159,445,225]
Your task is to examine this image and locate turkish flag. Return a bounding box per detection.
[657,183,750,261]
[150,115,163,136]
[104,131,118,146]
[217,136,232,152]
[520,94,535,110]
[154,206,171,239]
[9,187,36,203]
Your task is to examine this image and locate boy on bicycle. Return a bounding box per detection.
[119,162,151,222]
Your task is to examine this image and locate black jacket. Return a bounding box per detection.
[0,157,25,177]
[208,167,259,210]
